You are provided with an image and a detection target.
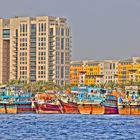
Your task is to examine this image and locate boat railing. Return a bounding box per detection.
[0,90,32,101]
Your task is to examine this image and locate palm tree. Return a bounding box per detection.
[134,81,140,86]
[118,83,126,92]
[41,81,58,91]
[7,79,22,86]
[106,81,116,90]
[97,82,107,88]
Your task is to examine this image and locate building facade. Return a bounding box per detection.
[70,61,83,85]
[118,59,133,84]
[100,60,119,84]
[70,60,119,86]
[70,60,101,86]
[70,58,140,85]
[84,61,100,85]
[0,16,71,85]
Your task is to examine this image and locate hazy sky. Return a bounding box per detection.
[0,0,140,60]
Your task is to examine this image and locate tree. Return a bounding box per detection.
[106,81,116,90]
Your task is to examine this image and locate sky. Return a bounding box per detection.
[0,0,140,61]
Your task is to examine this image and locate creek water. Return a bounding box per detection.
[0,114,140,140]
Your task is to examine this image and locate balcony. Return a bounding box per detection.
[12,63,17,66]
[49,42,55,46]
[13,49,17,53]
[12,40,16,44]
[49,49,55,52]
[30,53,36,56]
[49,39,54,43]
[129,69,137,73]
[48,67,54,71]
[114,74,118,77]
[13,45,17,49]
[12,54,17,57]
[49,59,54,63]
[48,52,54,56]
[49,35,54,38]
[30,67,36,71]
[48,74,55,78]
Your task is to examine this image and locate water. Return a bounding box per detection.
[0,114,140,140]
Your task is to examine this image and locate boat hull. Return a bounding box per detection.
[59,100,79,114]
[118,105,140,115]
[130,105,140,115]
[0,103,17,114]
[15,102,34,113]
[91,105,105,114]
[33,102,62,114]
[104,106,118,114]
[6,104,17,114]
[78,104,92,114]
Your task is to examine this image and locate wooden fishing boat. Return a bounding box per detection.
[59,100,79,114]
[102,95,118,114]
[33,101,62,114]
[76,87,107,114]
[0,86,34,114]
[0,101,17,114]
[118,99,140,115]
[0,89,17,114]
[6,103,17,114]
[15,101,33,113]
[118,105,131,115]
[91,104,105,114]
[118,86,140,115]
[0,103,6,113]
[78,104,92,114]
[91,96,106,114]
[32,92,62,114]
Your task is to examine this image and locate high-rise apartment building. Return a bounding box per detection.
[0,16,71,85]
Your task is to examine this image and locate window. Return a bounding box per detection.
[3,29,10,38]
[50,28,53,36]
[61,66,64,78]
[61,38,64,50]
[61,28,64,36]
[56,28,60,35]
[20,24,27,32]
[61,52,64,64]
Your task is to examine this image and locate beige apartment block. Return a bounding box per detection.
[99,60,119,83]
[0,16,71,85]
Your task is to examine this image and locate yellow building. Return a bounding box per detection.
[70,61,100,86]
[71,57,140,86]
[70,61,83,86]
[118,59,133,84]
[84,61,100,85]
[133,57,140,83]
[133,63,140,82]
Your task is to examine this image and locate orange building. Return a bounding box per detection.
[118,59,133,84]
[70,61,100,86]
[70,61,83,86]
[84,61,100,85]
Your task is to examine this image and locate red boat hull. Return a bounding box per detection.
[104,106,118,114]
[59,100,79,114]
[16,104,35,113]
[33,102,62,114]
